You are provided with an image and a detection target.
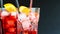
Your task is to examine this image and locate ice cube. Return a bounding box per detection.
[1,11,9,16]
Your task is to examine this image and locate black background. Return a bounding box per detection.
[0,0,40,7]
[40,0,60,34]
[1,0,60,34]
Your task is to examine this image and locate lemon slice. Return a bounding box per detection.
[4,3,17,13]
[19,6,30,16]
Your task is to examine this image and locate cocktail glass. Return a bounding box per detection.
[1,8,17,34]
[18,8,40,34]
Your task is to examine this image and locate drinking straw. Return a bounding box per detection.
[1,0,3,8]
[1,0,3,10]
[15,0,20,13]
[30,0,33,12]
[15,0,19,8]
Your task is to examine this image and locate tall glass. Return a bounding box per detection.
[20,8,40,34]
[0,0,18,34]
[1,8,17,34]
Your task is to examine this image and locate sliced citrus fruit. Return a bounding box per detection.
[19,6,30,16]
[4,3,17,13]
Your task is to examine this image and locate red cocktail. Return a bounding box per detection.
[1,14,17,34]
